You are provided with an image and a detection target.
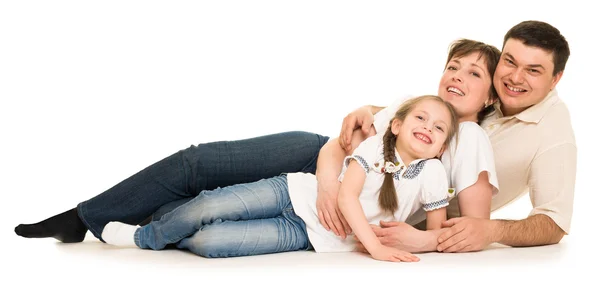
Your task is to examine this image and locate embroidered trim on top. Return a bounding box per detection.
[422,198,449,211]
[402,160,427,179]
[345,155,370,173]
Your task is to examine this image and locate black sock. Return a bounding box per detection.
[15,208,88,243]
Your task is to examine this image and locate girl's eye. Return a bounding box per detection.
[435,125,445,132]
[471,72,481,78]
[416,115,424,120]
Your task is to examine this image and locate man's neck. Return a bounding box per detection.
[500,105,527,117]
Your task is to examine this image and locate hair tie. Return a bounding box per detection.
[373,161,404,174]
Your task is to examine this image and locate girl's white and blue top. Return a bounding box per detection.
[287,134,450,253]
[372,95,499,225]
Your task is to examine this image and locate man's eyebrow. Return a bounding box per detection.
[505,53,546,70]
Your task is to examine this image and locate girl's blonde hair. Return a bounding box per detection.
[379,95,458,215]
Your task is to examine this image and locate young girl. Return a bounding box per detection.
[100,95,458,262]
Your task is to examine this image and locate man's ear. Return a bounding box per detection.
[550,71,563,90]
[436,144,447,159]
[391,119,401,135]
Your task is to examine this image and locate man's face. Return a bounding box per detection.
[493,38,562,116]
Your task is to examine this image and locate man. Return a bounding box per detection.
[318,20,575,253]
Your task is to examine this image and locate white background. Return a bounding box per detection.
[1,1,598,282]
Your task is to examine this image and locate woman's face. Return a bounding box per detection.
[438,52,493,122]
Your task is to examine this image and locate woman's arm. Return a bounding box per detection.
[338,162,418,262]
[315,138,350,238]
[456,172,493,219]
[315,129,376,238]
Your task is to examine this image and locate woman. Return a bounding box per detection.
[15,39,501,253]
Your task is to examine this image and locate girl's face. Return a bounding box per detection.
[438,52,494,122]
[392,99,451,160]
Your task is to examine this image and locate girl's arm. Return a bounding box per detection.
[338,161,419,262]
[426,207,447,230]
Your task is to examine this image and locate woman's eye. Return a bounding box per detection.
[471,72,481,78]
[447,66,457,71]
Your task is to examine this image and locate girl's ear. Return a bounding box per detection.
[391,119,402,135]
[436,144,447,159]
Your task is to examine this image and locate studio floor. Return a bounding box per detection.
[8,230,586,283]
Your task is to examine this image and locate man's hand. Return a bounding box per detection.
[355,221,436,253]
[339,106,375,152]
[316,181,351,239]
[437,217,495,253]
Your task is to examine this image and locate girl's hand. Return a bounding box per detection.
[369,245,420,262]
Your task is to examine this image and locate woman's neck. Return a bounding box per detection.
[459,113,478,123]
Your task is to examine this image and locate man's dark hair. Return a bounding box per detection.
[503,21,570,76]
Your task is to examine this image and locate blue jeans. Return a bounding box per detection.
[135,175,310,257]
[76,131,329,240]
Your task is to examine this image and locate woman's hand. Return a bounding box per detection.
[316,180,351,239]
[339,106,375,152]
[369,245,420,262]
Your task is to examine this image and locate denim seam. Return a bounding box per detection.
[77,203,103,241]
[180,151,192,196]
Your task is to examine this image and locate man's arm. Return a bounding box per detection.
[494,214,565,246]
[436,214,564,252]
[438,144,576,252]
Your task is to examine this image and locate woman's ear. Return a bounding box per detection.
[485,97,497,108]
[391,119,402,135]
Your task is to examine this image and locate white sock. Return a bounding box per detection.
[101,221,139,248]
